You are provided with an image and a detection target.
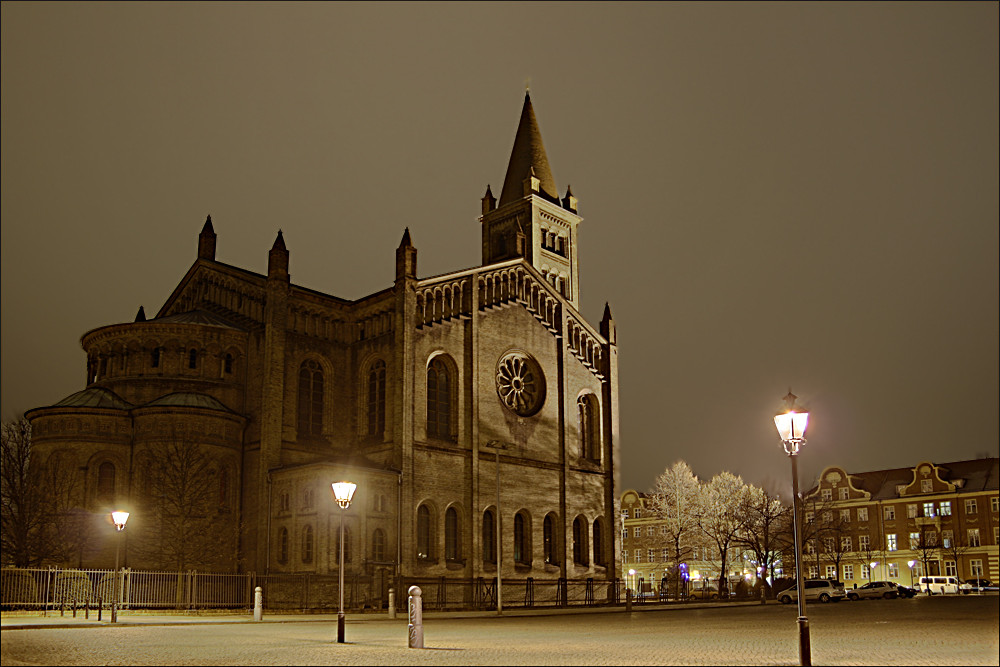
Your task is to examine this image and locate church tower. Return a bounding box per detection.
[480,92,582,309]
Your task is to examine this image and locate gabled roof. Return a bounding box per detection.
[820,458,999,500]
[499,92,559,207]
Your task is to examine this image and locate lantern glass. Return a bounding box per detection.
[331,481,357,507]
[111,511,130,530]
[774,410,809,442]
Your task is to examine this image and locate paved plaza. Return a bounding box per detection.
[2,596,998,666]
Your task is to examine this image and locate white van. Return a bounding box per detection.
[917,576,971,594]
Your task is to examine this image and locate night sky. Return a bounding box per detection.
[2,3,997,496]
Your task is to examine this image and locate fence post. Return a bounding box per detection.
[626,587,632,613]
[253,586,263,621]
[408,586,423,649]
[388,588,396,619]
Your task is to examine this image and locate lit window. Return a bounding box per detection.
[884,506,895,521]
[965,499,978,514]
[839,488,849,500]
[888,563,898,578]
[942,530,953,548]
[886,534,897,551]
[860,566,869,580]
[926,531,938,546]
[809,566,819,579]
[939,501,951,516]
[821,489,832,501]
[859,535,870,550]
[922,502,936,517]
[840,509,851,523]
[991,497,999,513]
[857,507,868,522]
[841,537,852,551]
[805,511,814,524]
[907,504,918,518]
[968,529,980,547]
[826,565,837,579]
[909,532,920,549]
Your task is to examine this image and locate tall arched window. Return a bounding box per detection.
[335,526,353,564]
[302,525,314,563]
[151,347,162,369]
[577,394,600,460]
[445,507,461,561]
[543,514,558,565]
[278,528,289,564]
[297,359,324,436]
[188,348,198,369]
[427,358,452,440]
[224,353,233,374]
[593,518,605,567]
[573,516,588,565]
[372,528,386,562]
[367,360,386,437]
[483,510,496,565]
[97,462,115,502]
[514,512,529,564]
[417,504,433,560]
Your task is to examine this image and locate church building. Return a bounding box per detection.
[26,93,621,601]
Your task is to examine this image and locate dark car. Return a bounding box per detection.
[965,579,995,592]
[895,584,918,598]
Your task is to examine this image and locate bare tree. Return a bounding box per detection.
[1,417,82,566]
[940,530,974,584]
[697,471,747,595]
[734,482,790,601]
[133,442,239,571]
[649,460,701,598]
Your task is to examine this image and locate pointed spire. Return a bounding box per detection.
[561,184,578,212]
[135,306,146,322]
[499,92,558,207]
[600,302,616,344]
[396,227,417,280]
[268,229,289,279]
[198,214,217,260]
[482,184,497,215]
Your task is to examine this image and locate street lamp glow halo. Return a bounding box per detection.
[111,511,130,531]
[331,481,357,509]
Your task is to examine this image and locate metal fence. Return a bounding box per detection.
[1,567,625,613]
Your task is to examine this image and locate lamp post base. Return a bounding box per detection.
[797,616,811,666]
[337,612,345,643]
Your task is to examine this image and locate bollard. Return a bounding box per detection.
[253,586,263,622]
[97,597,102,622]
[73,599,77,618]
[388,588,396,620]
[85,598,90,620]
[625,588,632,613]
[407,586,423,649]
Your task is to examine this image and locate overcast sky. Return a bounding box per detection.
[3,2,997,495]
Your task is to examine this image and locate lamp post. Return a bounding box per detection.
[775,390,811,666]
[331,481,357,644]
[484,440,509,615]
[110,511,129,623]
[870,561,878,583]
[907,560,916,588]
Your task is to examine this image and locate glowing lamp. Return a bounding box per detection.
[331,481,357,509]
[111,511,130,531]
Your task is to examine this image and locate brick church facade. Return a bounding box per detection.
[26,93,622,596]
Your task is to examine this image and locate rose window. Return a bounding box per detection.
[495,351,545,416]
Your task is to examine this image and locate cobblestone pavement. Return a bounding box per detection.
[2,596,997,665]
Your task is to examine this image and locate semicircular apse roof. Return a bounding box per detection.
[53,387,134,410]
[142,392,235,412]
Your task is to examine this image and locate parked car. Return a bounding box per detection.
[918,576,972,595]
[847,581,898,600]
[964,579,996,592]
[778,579,847,604]
[689,586,721,600]
[895,584,918,598]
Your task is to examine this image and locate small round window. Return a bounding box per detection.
[495,351,545,416]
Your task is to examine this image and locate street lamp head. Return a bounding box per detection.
[908,560,916,568]
[111,511,130,531]
[774,390,809,455]
[331,481,357,509]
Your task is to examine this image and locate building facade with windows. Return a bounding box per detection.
[24,93,621,598]
[802,459,999,588]
[619,490,731,595]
